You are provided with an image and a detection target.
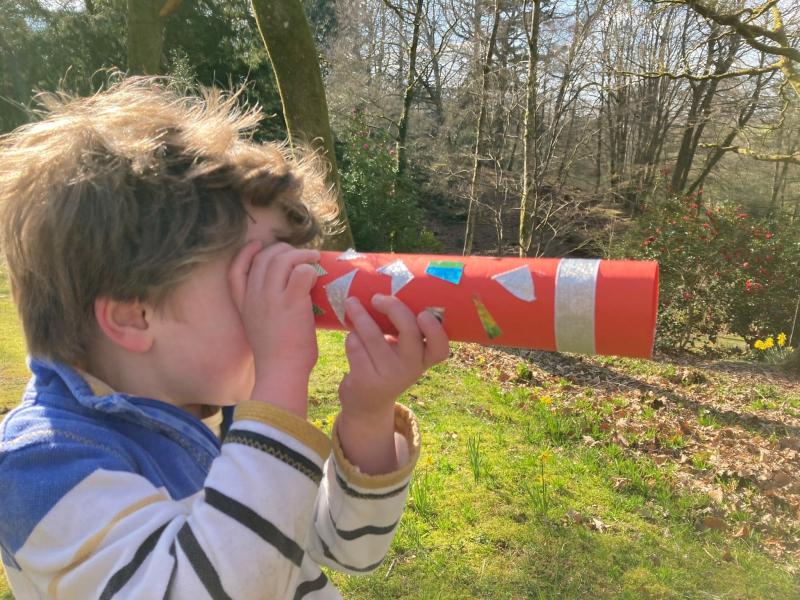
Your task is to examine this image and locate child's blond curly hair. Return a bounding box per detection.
[0,76,339,366]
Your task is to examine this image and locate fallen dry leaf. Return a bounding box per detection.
[778,437,800,451]
[770,471,792,489]
[590,517,608,532]
[733,524,751,538]
[564,509,585,525]
[723,547,733,562]
[702,516,728,531]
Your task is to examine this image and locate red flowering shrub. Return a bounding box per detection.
[619,195,800,353]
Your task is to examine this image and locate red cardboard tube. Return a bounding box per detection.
[310,250,659,358]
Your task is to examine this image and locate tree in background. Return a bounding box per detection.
[668,0,800,370]
[463,0,501,255]
[127,0,177,74]
[394,0,426,180]
[0,1,282,131]
[1,1,126,131]
[251,0,353,249]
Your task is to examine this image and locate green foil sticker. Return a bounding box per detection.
[473,295,502,340]
[426,260,465,285]
[312,303,325,317]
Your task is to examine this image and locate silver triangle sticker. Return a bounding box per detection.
[337,248,365,261]
[491,266,536,302]
[377,260,414,295]
[324,269,358,325]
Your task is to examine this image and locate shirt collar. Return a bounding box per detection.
[28,358,222,460]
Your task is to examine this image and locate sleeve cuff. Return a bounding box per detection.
[233,401,331,462]
[331,404,421,490]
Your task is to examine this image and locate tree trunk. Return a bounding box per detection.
[671,35,738,195]
[463,0,501,256]
[687,68,765,195]
[595,81,604,195]
[395,0,425,178]
[769,6,800,98]
[251,0,354,250]
[770,160,784,214]
[518,0,542,257]
[424,19,445,127]
[127,0,166,74]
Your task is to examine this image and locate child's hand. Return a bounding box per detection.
[229,240,320,416]
[337,294,449,473]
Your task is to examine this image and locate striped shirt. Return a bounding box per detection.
[0,359,420,599]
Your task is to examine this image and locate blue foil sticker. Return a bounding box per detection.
[426,260,464,285]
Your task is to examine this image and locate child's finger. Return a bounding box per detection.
[247,242,293,294]
[344,330,378,377]
[285,263,318,301]
[417,309,450,367]
[263,248,321,296]
[228,240,264,310]
[345,297,395,370]
[371,294,423,364]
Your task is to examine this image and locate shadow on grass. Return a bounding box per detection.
[505,349,800,439]
[338,517,795,599]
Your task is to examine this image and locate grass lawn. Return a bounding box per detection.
[1,267,798,598]
[0,268,27,413]
[1,267,26,600]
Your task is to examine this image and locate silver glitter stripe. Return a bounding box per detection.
[554,258,600,355]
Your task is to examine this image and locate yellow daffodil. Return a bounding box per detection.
[539,449,553,463]
[754,340,765,350]
[540,395,554,405]
[778,332,787,347]
[765,337,775,349]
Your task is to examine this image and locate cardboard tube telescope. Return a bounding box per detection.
[310,250,659,358]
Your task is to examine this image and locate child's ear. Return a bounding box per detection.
[93,297,154,353]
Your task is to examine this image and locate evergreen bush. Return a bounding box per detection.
[338,111,440,253]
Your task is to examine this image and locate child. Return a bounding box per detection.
[0,78,449,599]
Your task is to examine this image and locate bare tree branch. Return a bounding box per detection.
[658,1,800,63]
[615,62,781,82]
[698,144,800,164]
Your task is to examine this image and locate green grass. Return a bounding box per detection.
[0,266,24,600]
[309,335,797,599]
[1,271,798,598]
[0,267,27,412]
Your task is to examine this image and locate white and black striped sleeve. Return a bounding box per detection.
[308,404,420,575]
